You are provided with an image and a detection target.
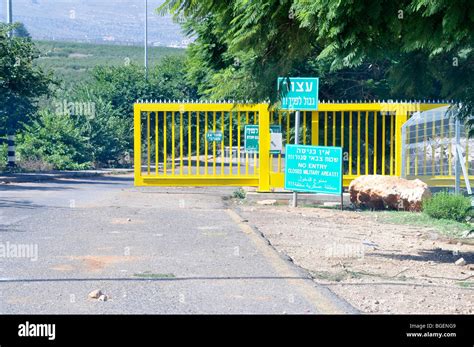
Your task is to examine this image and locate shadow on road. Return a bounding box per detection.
[0,175,133,189]
[0,198,46,209]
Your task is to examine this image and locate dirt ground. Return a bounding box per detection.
[237,203,474,314]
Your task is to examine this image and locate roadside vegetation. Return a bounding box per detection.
[361,192,473,239]
[423,192,472,222]
[232,188,246,200]
[369,211,471,239]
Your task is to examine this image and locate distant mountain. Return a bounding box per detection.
[1,0,189,47]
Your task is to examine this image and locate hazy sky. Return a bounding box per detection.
[0,0,187,46]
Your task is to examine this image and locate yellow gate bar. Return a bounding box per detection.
[311,112,319,146]
[213,112,217,175]
[365,112,369,175]
[163,112,167,175]
[349,111,353,175]
[237,111,241,175]
[373,112,378,175]
[188,112,192,174]
[147,112,151,175]
[229,111,233,175]
[177,112,180,175]
[258,105,270,191]
[357,111,361,176]
[173,112,177,175]
[155,112,159,175]
[382,112,386,175]
[205,111,209,175]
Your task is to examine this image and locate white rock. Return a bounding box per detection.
[88,289,103,299]
[98,294,108,302]
[455,258,467,266]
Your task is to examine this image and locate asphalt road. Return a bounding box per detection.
[0,175,354,314]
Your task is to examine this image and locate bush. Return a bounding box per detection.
[423,192,472,222]
[16,111,92,170]
[232,188,246,199]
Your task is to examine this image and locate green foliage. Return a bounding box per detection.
[68,56,197,160]
[17,111,92,170]
[14,54,198,170]
[0,24,54,133]
[55,93,129,167]
[422,192,472,222]
[82,56,196,116]
[160,0,474,115]
[232,188,246,199]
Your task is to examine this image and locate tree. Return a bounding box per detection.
[160,0,474,117]
[0,23,53,134]
[73,56,198,154]
[14,22,31,38]
[291,0,474,116]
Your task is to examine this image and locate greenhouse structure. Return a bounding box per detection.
[401,106,473,193]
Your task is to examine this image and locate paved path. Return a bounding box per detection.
[0,175,354,314]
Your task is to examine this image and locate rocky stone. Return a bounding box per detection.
[98,294,108,302]
[455,258,467,266]
[349,175,431,211]
[88,289,103,299]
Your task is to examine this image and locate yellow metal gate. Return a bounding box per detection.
[134,102,269,188]
[134,101,447,191]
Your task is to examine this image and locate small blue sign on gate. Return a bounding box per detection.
[284,145,343,195]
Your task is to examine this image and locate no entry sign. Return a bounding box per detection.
[284,144,343,195]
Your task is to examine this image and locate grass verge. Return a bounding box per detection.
[368,211,471,238]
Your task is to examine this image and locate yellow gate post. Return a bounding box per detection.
[311,111,319,146]
[258,104,271,192]
[134,104,142,186]
[395,104,408,177]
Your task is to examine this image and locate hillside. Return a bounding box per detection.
[2,0,186,47]
[34,40,185,86]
